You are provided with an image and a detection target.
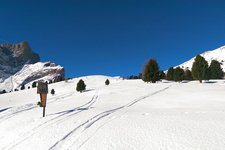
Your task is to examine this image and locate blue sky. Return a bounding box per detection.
[1,0,225,77]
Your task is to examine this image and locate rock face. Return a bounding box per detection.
[0,41,40,68]
[0,41,64,92]
[0,41,40,79]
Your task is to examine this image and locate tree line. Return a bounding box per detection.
[142,55,224,83]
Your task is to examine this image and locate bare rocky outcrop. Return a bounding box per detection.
[0,41,40,68]
[0,42,65,92]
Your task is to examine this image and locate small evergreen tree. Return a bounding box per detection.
[142,59,160,83]
[49,80,53,84]
[173,67,184,82]
[166,67,174,81]
[209,60,224,79]
[76,79,86,93]
[32,82,37,88]
[20,84,25,90]
[159,71,166,80]
[105,79,110,85]
[51,89,55,95]
[129,75,134,79]
[191,55,208,83]
[0,90,6,94]
[138,73,142,79]
[184,69,193,80]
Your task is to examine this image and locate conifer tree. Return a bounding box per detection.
[32,82,37,88]
[142,59,160,83]
[51,89,55,95]
[49,80,53,84]
[184,69,193,80]
[20,84,25,90]
[209,60,224,79]
[105,79,110,85]
[173,67,184,82]
[205,68,211,81]
[1,90,6,94]
[138,73,142,79]
[159,71,166,80]
[166,67,174,81]
[191,55,208,83]
[76,79,86,93]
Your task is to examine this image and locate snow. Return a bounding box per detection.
[0,62,63,92]
[1,75,225,150]
[177,45,225,71]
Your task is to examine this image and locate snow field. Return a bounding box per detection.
[0,76,225,150]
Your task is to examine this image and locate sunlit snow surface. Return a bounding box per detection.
[0,75,225,150]
[178,46,225,71]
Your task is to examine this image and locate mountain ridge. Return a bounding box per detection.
[177,45,225,71]
[0,41,64,92]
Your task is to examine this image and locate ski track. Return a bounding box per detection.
[2,90,99,150]
[77,111,128,150]
[0,92,75,124]
[49,86,171,150]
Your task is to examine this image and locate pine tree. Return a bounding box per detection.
[184,69,193,80]
[209,60,224,79]
[159,71,166,80]
[76,79,86,93]
[51,89,55,95]
[138,73,142,79]
[49,80,53,84]
[20,84,25,90]
[205,68,211,81]
[32,82,37,88]
[173,67,184,82]
[0,90,6,94]
[191,55,209,83]
[105,79,110,85]
[142,59,160,83]
[166,67,174,81]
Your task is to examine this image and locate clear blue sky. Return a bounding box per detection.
[1,0,225,77]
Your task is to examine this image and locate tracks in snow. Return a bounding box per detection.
[0,92,75,124]
[49,85,171,150]
[2,90,99,150]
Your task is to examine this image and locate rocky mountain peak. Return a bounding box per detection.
[0,41,40,67]
[0,41,64,92]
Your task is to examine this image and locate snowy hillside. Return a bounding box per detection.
[0,62,64,92]
[178,45,225,70]
[0,42,64,92]
[1,76,225,150]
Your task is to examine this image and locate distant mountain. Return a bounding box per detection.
[0,41,64,92]
[177,46,225,71]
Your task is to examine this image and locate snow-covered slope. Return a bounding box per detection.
[0,75,225,150]
[0,42,64,92]
[178,45,225,70]
[0,62,64,92]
